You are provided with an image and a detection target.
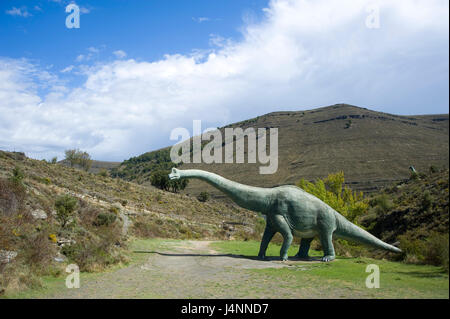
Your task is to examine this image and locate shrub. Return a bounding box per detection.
[55,194,78,228]
[150,169,188,193]
[94,212,117,227]
[9,166,24,185]
[399,231,449,272]
[98,169,108,177]
[197,192,210,202]
[297,171,368,224]
[420,190,433,211]
[370,194,394,215]
[0,178,26,216]
[61,223,124,272]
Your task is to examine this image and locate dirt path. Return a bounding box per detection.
[37,240,367,299]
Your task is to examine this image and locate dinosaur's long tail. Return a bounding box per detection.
[333,212,402,253]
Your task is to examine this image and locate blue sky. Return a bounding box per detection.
[0,0,448,161]
[1,0,267,73]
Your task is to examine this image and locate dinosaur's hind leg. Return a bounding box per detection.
[295,238,314,259]
[318,231,335,262]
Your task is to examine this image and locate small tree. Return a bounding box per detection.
[65,149,77,167]
[51,156,58,164]
[78,151,92,172]
[64,149,92,171]
[197,191,210,202]
[55,194,78,228]
[150,170,169,190]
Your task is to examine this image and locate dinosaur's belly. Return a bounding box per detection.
[293,229,317,238]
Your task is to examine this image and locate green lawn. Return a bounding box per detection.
[210,240,449,299]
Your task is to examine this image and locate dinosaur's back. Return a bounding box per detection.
[271,185,334,233]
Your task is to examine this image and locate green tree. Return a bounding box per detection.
[297,171,368,224]
[150,169,188,193]
[55,194,78,228]
[65,149,77,167]
[64,149,92,171]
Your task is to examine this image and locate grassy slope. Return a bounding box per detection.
[0,150,261,242]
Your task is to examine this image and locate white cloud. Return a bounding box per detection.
[75,47,101,63]
[6,7,32,17]
[192,17,211,23]
[0,0,448,161]
[61,65,75,73]
[113,50,127,59]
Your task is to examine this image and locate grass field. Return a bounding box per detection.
[3,239,449,299]
[210,240,450,299]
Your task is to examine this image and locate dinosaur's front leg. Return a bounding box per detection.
[258,225,275,260]
[272,215,293,261]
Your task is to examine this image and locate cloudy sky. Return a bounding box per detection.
[0,0,448,161]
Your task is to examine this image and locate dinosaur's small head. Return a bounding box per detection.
[168,168,181,180]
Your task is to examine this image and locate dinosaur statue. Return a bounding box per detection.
[168,168,402,262]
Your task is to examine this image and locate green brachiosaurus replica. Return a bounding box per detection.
[169,168,401,262]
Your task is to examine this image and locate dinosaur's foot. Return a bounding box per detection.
[321,255,335,262]
[281,255,289,261]
[257,254,267,260]
[295,254,311,261]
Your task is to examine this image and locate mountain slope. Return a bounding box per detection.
[114,104,449,200]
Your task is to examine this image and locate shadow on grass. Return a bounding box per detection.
[133,250,325,262]
[393,269,448,278]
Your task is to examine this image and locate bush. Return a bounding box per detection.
[61,222,124,272]
[297,171,368,224]
[150,169,188,193]
[9,166,24,185]
[94,212,117,227]
[55,194,78,228]
[420,191,433,211]
[197,192,210,202]
[370,194,394,215]
[0,178,26,217]
[98,169,109,177]
[399,231,449,272]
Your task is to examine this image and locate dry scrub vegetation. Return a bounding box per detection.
[0,150,261,295]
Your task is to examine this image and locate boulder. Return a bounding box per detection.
[0,250,17,264]
[31,209,47,220]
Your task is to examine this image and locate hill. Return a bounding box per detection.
[0,150,260,294]
[362,168,449,243]
[113,104,449,200]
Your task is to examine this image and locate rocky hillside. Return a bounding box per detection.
[0,150,261,294]
[113,104,449,201]
[0,150,259,240]
[362,168,449,243]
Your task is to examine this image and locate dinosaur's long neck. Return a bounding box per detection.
[179,169,272,213]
